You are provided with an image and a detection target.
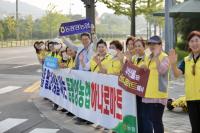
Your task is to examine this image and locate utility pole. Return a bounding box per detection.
[16,0,19,40]
[81,0,96,26]
[164,0,174,52]
[130,0,136,36]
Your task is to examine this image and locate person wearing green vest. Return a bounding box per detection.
[141,36,170,133]
[169,31,200,133]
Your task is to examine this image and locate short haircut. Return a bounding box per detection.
[126,36,135,46]
[134,38,146,48]
[39,41,44,44]
[80,32,91,39]
[110,40,123,51]
[97,39,107,48]
[187,31,200,42]
[187,31,200,52]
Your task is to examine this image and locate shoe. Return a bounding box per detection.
[52,104,58,110]
[85,121,93,125]
[94,125,102,129]
[43,98,48,100]
[60,108,67,112]
[66,112,74,117]
[75,118,86,125]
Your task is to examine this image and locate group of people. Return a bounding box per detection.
[34,30,200,133]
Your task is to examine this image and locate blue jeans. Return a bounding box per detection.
[141,102,165,133]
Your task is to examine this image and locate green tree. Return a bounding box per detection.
[3,16,16,39]
[100,0,163,35]
[100,0,163,16]
[40,3,70,38]
[25,15,33,39]
[96,13,130,34]
[175,17,200,51]
[18,15,33,39]
[0,21,4,40]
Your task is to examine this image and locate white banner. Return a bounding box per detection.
[40,67,138,133]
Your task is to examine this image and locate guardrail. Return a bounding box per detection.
[0,40,36,48]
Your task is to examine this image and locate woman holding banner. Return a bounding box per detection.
[141,35,170,133]
[46,39,63,110]
[169,31,200,133]
[131,38,147,133]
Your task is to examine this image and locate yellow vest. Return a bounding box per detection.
[144,52,169,98]
[61,57,75,69]
[132,55,147,67]
[184,55,200,101]
[90,54,111,72]
[37,50,48,60]
[67,58,75,69]
[107,57,122,75]
[47,52,62,64]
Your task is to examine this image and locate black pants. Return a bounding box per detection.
[141,103,165,133]
[136,96,143,133]
[187,100,200,133]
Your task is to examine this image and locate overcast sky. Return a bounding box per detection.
[4,0,114,17]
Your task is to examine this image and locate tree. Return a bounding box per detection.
[96,13,130,34]
[26,15,33,39]
[175,17,200,51]
[0,21,4,40]
[3,16,16,39]
[100,0,163,35]
[40,3,70,38]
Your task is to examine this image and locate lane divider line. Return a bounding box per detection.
[24,81,40,93]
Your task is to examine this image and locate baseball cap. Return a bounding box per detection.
[147,35,162,45]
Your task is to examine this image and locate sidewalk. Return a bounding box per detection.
[164,77,191,133]
[32,77,191,133]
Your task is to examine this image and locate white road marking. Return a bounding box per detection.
[0,86,21,94]
[0,56,26,61]
[29,128,60,133]
[0,118,27,132]
[36,69,42,73]
[12,63,39,69]
[173,130,186,133]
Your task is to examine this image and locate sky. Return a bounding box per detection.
[4,0,114,17]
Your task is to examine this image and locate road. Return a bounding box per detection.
[0,46,72,133]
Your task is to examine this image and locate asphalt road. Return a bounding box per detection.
[0,46,72,133]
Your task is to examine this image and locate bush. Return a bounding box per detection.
[176,41,186,51]
[69,35,77,41]
[175,47,188,61]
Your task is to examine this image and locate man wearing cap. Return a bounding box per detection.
[141,35,170,133]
